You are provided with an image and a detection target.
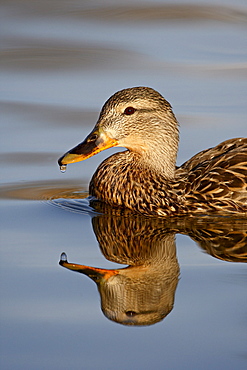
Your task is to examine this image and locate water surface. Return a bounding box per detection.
[1,1,247,369]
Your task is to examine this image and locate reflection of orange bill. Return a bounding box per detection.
[59,254,118,282]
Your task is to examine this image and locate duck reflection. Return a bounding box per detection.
[59,205,247,326]
[178,215,247,263]
[60,213,180,326]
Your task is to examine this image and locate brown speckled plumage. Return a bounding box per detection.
[59,87,247,216]
[90,137,247,216]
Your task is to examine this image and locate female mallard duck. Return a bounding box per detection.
[58,87,247,216]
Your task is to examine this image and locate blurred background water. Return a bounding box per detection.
[1,1,247,369]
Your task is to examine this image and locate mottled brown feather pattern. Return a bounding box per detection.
[90,137,247,215]
[176,138,247,214]
[92,119,247,214]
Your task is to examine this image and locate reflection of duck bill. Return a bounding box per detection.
[59,253,119,282]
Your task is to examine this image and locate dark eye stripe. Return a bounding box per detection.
[124,107,136,115]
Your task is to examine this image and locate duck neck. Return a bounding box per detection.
[141,147,177,179]
[136,111,179,179]
[137,131,179,180]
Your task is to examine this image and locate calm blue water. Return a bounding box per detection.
[1,1,247,369]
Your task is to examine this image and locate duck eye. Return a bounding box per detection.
[126,311,137,317]
[88,133,98,142]
[124,107,136,115]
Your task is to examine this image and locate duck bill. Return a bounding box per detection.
[58,129,118,166]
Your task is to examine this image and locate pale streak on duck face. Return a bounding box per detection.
[95,97,179,178]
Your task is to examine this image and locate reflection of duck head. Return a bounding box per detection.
[60,214,180,326]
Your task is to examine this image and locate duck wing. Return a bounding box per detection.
[177,138,247,213]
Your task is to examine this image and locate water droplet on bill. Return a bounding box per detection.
[60,252,67,262]
[60,164,67,173]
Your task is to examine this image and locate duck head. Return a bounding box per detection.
[58,86,179,178]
